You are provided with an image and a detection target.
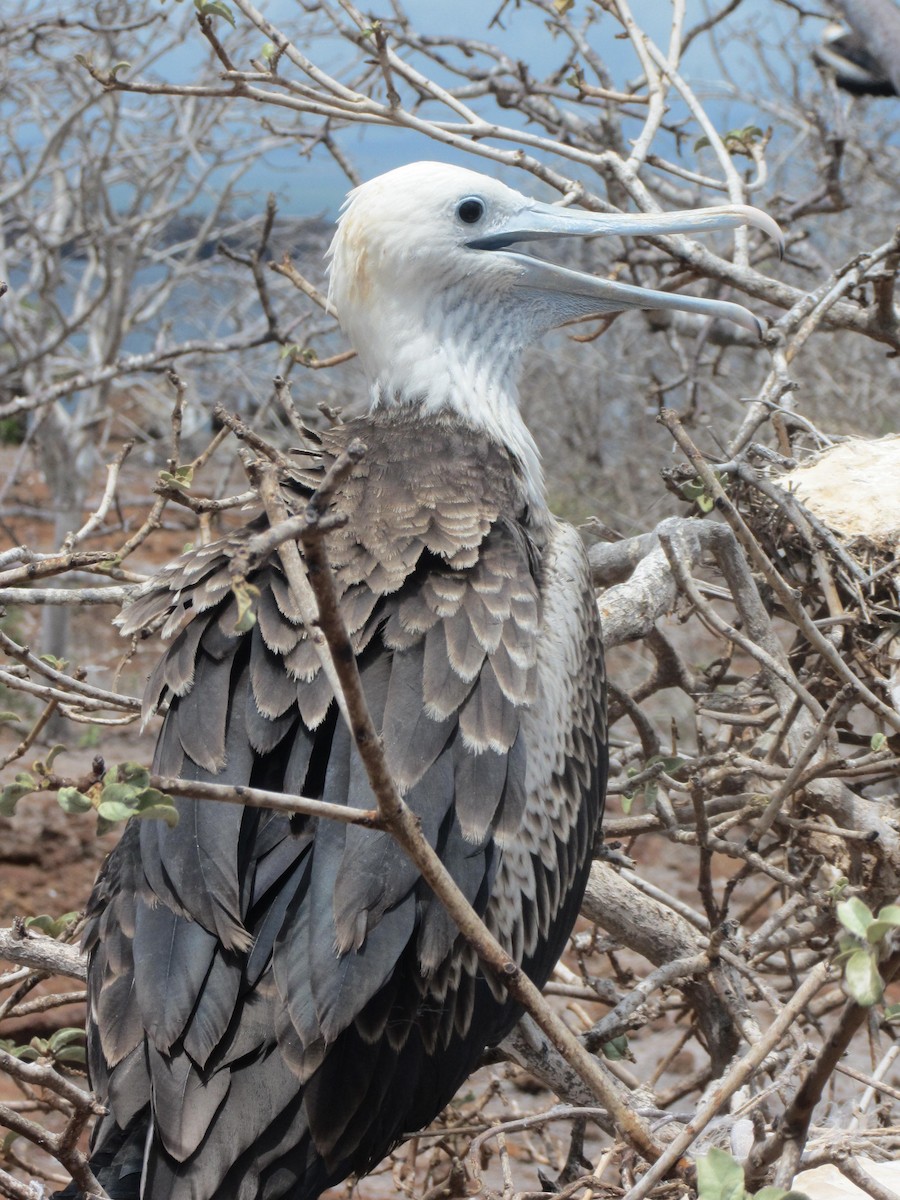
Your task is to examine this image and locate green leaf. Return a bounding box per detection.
[134,787,168,808]
[696,493,715,513]
[882,1003,900,1023]
[25,912,78,939]
[117,763,151,788]
[553,0,575,12]
[133,802,179,828]
[12,1044,40,1062]
[836,896,874,939]
[865,903,900,942]
[99,782,139,808]
[620,791,634,815]
[97,799,139,823]
[48,1028,85,1052]
[158,464,194,491]
[0,780,32,815]
[600,1035,629,1060]
[0,711,23,725]
[45,743,67,769]
[844,948,883,1007]
[57,787,93,814]
[696,1147,746,1200]
[870,731,887,751]
[680,478,706,501]
[195,0,236,27]
[55,1044,87,1063]
[284,345,317,364]
[875,904,900,927]
[867,920,899,944]
[696,125,765,157]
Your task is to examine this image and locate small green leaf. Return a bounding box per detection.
[836,896,874,939]
[844,948,883,1007]
[55,1043,87,1063]
[1,772,37,815]
[553,0,575,12]
[58,787,93,814]
[866,905,900,943]
[600,1035,629,1061]
[99,782,140,808]
[12,1043,40,1062]
[195,0,236,27]
[134,787,168,808]
[696,125,765,157]
[883,1003,900,1023]
[24,914,57,936]
[0,711,23,725]
[620,791,634,815]
[48,1028,85,1052]
[118,763,151,788]
[97,799,138,823]
[133,802,179,828]
[696,493,715,513]
[867,920,898,944]
[285,345,317,364]
[158,464,195,491]
[0,783,29,815]
[45,744,67,769]
[696,1147,746,1200]
[870,731,887,751]
[25,912,78,939]
[680,478,706,501]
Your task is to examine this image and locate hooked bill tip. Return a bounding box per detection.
[733,203,785,260]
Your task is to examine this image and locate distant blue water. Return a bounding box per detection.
[148,0,817,216]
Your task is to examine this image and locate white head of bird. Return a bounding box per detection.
[328,161,780,506]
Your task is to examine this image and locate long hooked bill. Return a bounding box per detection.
[469,199,782,338]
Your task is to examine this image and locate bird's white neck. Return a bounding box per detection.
[362,305,547,516]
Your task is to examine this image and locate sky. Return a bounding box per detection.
[146,0,814,216]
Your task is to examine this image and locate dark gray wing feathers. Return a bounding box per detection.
[83,411,605,1200]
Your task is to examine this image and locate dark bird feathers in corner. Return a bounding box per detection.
[813,1,900,97]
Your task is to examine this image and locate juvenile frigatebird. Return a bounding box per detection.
[58,162,779,1200]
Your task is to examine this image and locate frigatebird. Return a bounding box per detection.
[57,162,779,1200]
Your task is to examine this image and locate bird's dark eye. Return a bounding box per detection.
[457,197,485,224]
